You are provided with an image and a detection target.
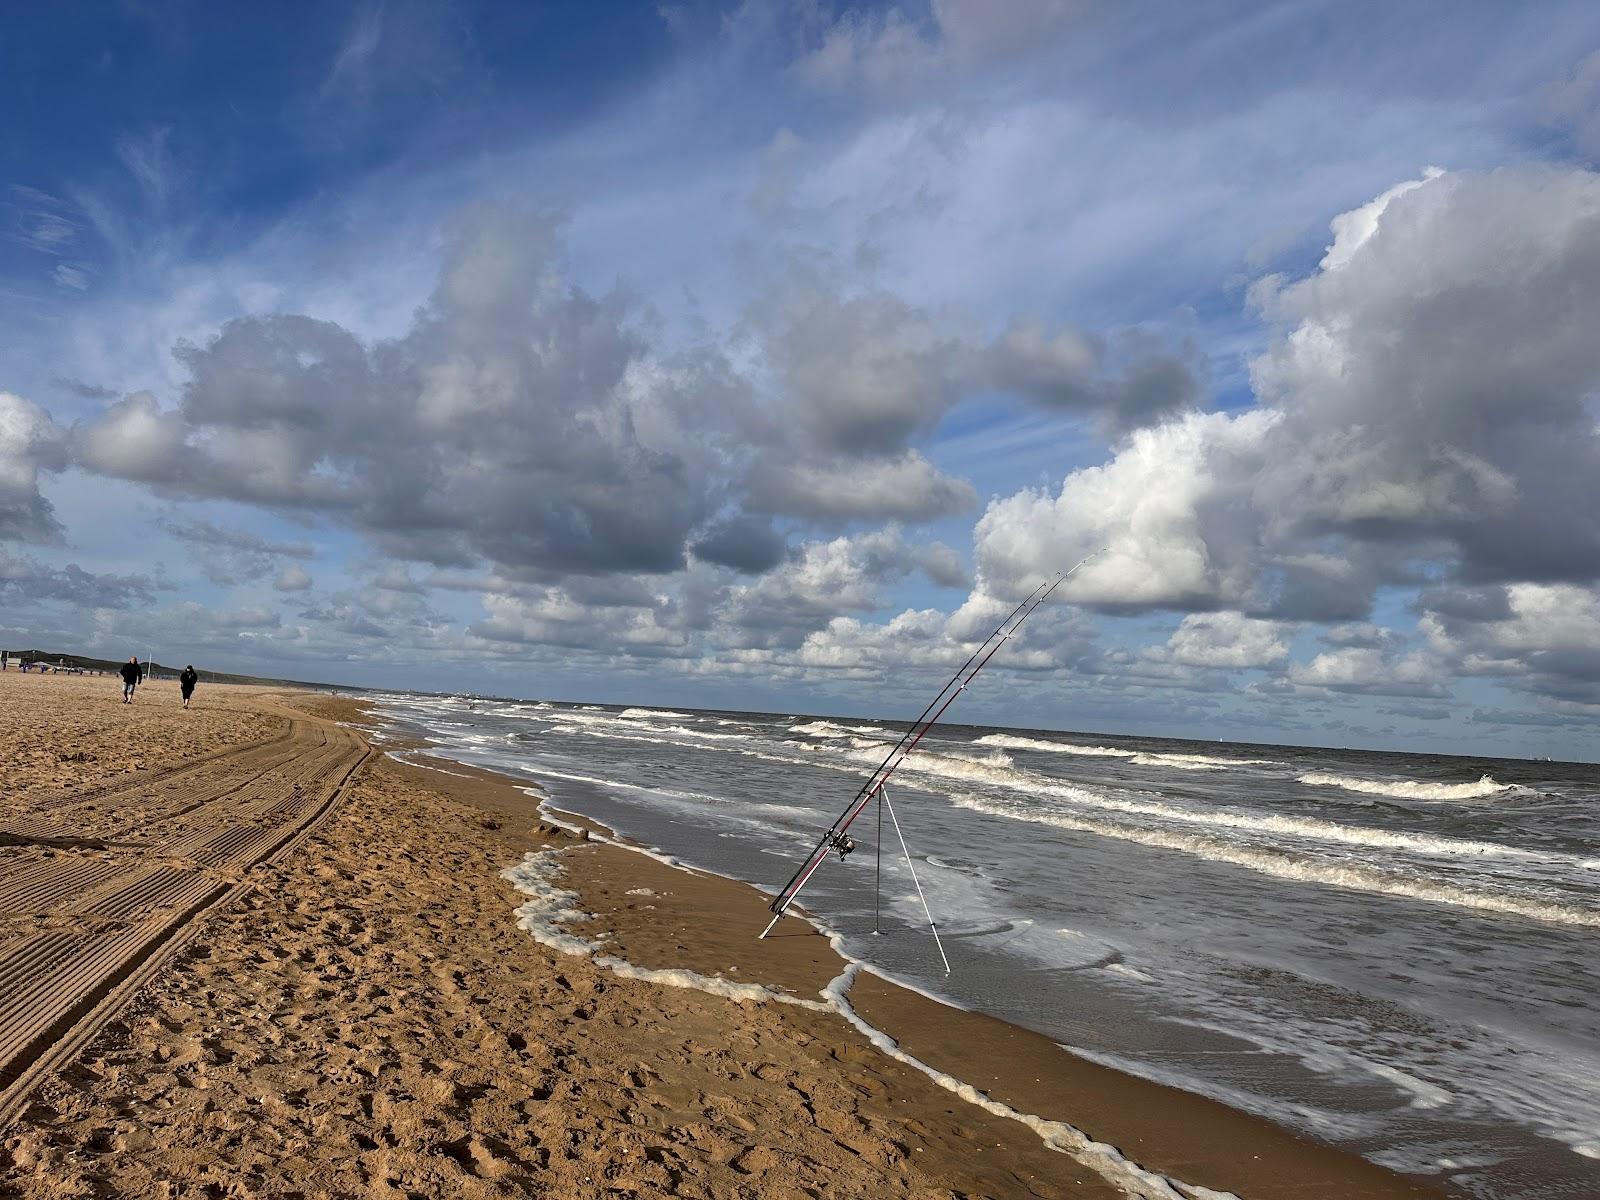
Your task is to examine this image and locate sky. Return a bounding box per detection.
[4,0,1600,760]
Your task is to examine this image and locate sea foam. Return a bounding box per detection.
[503,846,1235,1200]
[977,734,1132,757]
[1299,772,1515,801]
[949,795,1600,928]
[501,849,828,1010]
[976,734,1274,770]
[826,743,1536,863]
[823,964,1238,1200]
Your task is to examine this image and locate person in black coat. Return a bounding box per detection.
[120,656,140,704]
[179,665,198,709]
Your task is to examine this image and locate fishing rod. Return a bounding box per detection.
[759,550,1104,940]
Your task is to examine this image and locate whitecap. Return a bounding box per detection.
[1298,772,1515,802]
[949,795,1600,929]
[974,734,1275,770]
[976,734,1132,757]
[789,720,855,737]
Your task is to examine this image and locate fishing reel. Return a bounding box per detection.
[826,831,856,861]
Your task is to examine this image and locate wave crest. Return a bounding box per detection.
[975,734,1275,770]
[949,796,1599,929]
[1298,773,1514,801]
[976,734,1131,757]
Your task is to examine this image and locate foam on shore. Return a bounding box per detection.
[501,839,1241,1200]
[819,964,1235,1199]
[501,849,829,1011]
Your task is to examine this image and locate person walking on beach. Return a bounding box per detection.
[120,656,140,704]
[179,664,198,708]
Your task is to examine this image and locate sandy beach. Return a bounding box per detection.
[0,674,1445,1198]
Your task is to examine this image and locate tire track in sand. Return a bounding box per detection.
[0,702,369,1128]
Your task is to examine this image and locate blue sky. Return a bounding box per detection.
[4,1,1600,760]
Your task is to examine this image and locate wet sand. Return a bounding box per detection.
[0,680,1445,1198]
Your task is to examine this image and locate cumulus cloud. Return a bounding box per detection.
[77,210,739,576]
[738,277,1194,527]
[985,319,1198,434]
[746,451,976,525]
[274,563,313,592]
[458,526,971,667]
[1165,612,1289,669]
[689,516,787,574]
[1422,582,1600,705]
[973,165,1600,629]
[1250,165,1600,582]
[298,579,447,646]
[0,550,155,609]
[717,527,959,650]
[39,157,1600,730]
[973,408,1274,612]
[1318,167,1444,270]
[68,205,1178,589]
[0,392,68,543]
[793,597,1097,677]
[750,279,970,455]
[469,587,689,657]
[1286,646,1446,698]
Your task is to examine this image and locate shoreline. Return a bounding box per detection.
[0,680,1445,1197]
[386,737,1445,1199]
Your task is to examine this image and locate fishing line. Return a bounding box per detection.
[759,549,1107,948]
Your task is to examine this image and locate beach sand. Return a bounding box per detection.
[0,678,1445,1198]
[0,672,280,804]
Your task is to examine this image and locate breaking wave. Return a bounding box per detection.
[949,796,1600,929]
[812,743,1549,862]
[832,745,1019,787]
[1299,773,1516,802]
[657,724,744,742]
[618,707,692,721]
[791,720,891,738]
[977,734,1131,757]
[1131,752,1277,770]
[790,720,854,737]
[975,734,1273,770]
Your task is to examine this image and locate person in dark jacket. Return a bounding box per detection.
[120,656,140,704]
[179,665,198,708]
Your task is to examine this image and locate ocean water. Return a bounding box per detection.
[369,694,1600,1198]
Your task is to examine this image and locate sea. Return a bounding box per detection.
[366,693,1600,1199]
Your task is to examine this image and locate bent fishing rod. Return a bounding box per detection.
[759,550,1105,940]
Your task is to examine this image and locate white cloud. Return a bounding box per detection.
[1287,647,1445,698]
[973,408,1276,611]
[274,563,313,592]
[0,391,68,542]
[976,165,1600,629]
[1166,612,1290,669]
[1422,582,1600,705]
[747,450,976,524]
[1319,166,1444,270]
